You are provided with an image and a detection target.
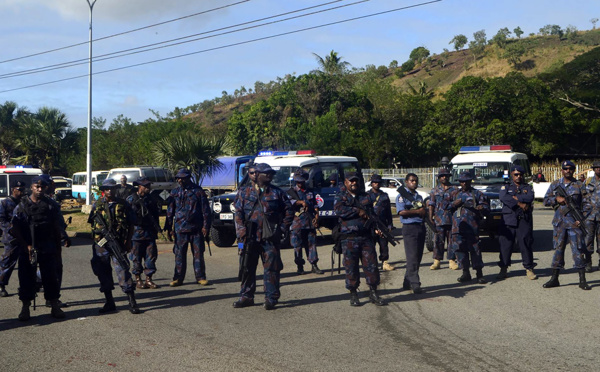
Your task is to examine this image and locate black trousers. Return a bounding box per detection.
[18,244,60,302]
[402,223,425,286]
[498,219,535,270]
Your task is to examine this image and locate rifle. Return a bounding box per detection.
[205,232,212,256]
[92,212,131,271]
[287,188,324,237]
[352,197,396,247]
[135,194,168,241]
[29,220,39,310]
[555,184,587,235]
[238,220,257,282]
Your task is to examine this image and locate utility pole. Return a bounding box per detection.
[86,0,97,206]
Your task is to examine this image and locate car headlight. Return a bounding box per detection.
[489,199,503,211]
[213,202,222,213]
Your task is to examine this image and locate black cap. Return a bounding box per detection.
[345,172,360,181]
[133,176,152,187]
[11,180,26,189]
[370,174,383,183]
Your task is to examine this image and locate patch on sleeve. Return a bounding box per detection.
[500,186,505,190]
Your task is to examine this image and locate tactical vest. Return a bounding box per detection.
[93,199,128,242]
[20,196,56,239]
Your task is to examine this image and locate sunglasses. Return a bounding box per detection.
[513,173,523,176]
[563,167,575,171]
[248,171,256,175]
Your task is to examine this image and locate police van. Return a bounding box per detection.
[210,150,363,247]
[0,165,43,200]
[449,145,532,240]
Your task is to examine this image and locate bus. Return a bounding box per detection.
[71,171,109,200]
[0,165,43,200]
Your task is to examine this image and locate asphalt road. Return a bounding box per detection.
[0,207,599,371]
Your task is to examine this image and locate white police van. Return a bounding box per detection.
[0,165,43,200]
[449,145,532,240]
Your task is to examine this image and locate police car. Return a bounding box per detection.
[365,177,429,203]
[209,150,363,247]
[0,165,43,200]
[449,145,532,241]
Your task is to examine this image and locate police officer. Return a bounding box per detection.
[584,161,600,272]
[497,166,537,280]
[367,174,394,271]
[428,168,459,270]
[164,168,212,287]
[40,174,71,308]
[89,178,140,314]
[0,181,26,297]
[115,175,135,200]
[397,173,427,294]
[451,172,489,284]
[11,176,66,320]
[334,171,385,306]
[288,172,323,275]
[127,177,161,289]
[233,163,293,310]
[543,160,591,290]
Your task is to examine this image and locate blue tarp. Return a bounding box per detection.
[200,156,253,189]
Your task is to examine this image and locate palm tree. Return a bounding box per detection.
[12,106,75,173]
[0,101,29,165]
[312,50,351,75]
[152,133,228,182]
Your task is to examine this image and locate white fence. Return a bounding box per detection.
[362,168,438,189]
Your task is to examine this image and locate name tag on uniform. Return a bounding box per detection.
[98,237,108,247]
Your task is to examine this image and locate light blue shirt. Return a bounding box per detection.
[396,187,424,225]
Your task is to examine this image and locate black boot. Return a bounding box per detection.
[127,292,140,314]
[457,269,472,283]
[349,289,360,307]
[543,269,560,288]
[18,300,31,321]
[99,291,117,314]
[578,269,592,290]
[476,269,487,284]
[369,289,385,306]
[585,261,593,273]
[0,285,8,297]
[50,299,66,319]
[311,263,324,275]
[297,265,304,275]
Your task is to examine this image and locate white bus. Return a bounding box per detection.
[0,166,43,200]
[71,171,109,200]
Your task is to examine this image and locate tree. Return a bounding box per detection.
[565,25,578,40]
[152,134,226,181]
[312,50,351,75]
[591,18,598,29]
[514,26,524,39]
[539,24,563,38]
[409,46,430,63]
[400,59,415,72]
[469,30,487,59]
[491,27,511,49]
[389,60,398,69]
[502,43,526,68]
[0,101,28,165]
[449,34,468,52]
[13,107,76,173]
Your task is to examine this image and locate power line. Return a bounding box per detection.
[0,0,251,65]
[0,0,443,94]
[0,0,350,79]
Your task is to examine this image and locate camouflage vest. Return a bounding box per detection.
[92,199,128,243]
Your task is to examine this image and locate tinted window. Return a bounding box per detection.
[108,171,140,183]
[0,175,7,197]
[154,168,166,182]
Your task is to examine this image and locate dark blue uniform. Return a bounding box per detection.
[334,189,380,291]
[234,183,293,305]
[127,193,160,278]
[165,182,211,283]
[498,182,536,269]
[0,196,20,289]
[367,189,393,262]
[584,175,600,264]
[12,196,63,302]
[396,187,426,288]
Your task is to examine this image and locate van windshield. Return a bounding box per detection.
[451,162,510,185]
[107,171,139,183]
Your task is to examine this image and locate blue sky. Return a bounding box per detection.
[0,0,598,128]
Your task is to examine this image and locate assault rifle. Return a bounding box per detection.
[29,221,39,310]
[92,212,131,271]
[135,195,168,241]
[555,184,587,235]
[352,197,396,247]
[238,220,257,282]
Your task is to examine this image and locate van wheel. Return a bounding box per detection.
[425,223,435,252]
[210,227,236,247]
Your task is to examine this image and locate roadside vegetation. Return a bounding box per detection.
[1,23,599,175]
